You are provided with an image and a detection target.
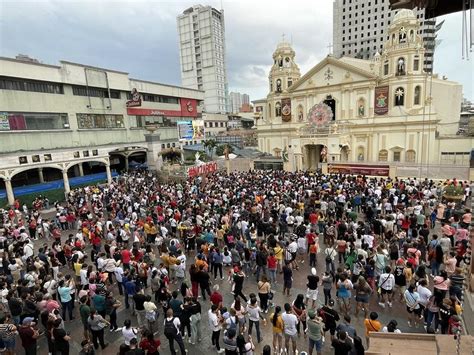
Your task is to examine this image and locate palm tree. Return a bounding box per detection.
[202,139,217,159]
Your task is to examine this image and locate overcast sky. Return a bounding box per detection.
[1,0,472,102]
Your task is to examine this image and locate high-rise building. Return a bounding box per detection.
[177,5,228,113]
[229,92,251,113]
[333,0,439,72]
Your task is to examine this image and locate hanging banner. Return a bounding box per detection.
[188,161,218,178]
[374,86,389,115]
[328,163,389,177]
[0,112,10,130]
[281,98,292,122]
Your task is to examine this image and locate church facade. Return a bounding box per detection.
[254,9,473,179]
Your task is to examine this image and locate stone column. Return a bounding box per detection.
[62,170,70,194]
[78,163,84,176]
[124,155,129,172]
[38,168,44,183]
[4,179,14,206]
[105,164,112,185]
[144,132,163,172]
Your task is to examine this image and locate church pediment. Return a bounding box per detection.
[289,56,377,91]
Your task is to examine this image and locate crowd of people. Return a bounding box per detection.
[0,170,471,355]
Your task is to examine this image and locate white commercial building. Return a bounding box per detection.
[0,56,204,205]
[333,0,438,72]
[177,5,228,113]
[229,92,251,113]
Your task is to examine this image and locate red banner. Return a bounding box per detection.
[188,161,218,178]
[374,86,389,115]
[127,98,198,117]
[328,163,389,176]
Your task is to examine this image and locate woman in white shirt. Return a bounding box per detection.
[122,319,139,345]
[404,284,422,327]
[382,319,402,333]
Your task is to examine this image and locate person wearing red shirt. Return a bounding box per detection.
[121,248,132,270]
[139,332,161,354]
[267,252,278,284]
[306,232,316,252]
[309,212,318,226]
[210,284,223,309]
[91,232,101,248]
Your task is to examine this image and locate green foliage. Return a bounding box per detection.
[202,139,218,158]
[443,184,464,197]
[215,144,234,157]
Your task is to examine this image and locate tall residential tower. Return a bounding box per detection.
[333,0,439,72]
[177,5,228,113]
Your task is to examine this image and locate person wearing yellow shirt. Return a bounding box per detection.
[74,260,82,283]
[274,244,284,273]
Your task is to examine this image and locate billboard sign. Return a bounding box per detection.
[328,163,390,177]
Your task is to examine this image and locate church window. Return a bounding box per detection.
[287,78,293,87]
[414,86,421,105]
[414,57,420,71]
[406,150,416,163]
[393,151,401,162]
[394,87,405,106]
[275,102,281,117]
[357,147,365,161]
[378,150,388,162]
[268,103,271,118]
[383,61,389,75]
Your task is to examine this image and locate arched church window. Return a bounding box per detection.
[384,60,389,75]
[414,86,421,105]
[276,79,282,93]
[406,150,416,163]
[324,95,336,121]
[284,57,291,67]
[270,81,273,92]
[409,29,415,42]
[399,27,407,43]
[397,57,406,75]
[275,102,282,117]
[392,33,396,45]
[278,57,283,67]
[394,87,405,106]
[378,149,388,161]
[288,78,293,88]
[268,103,272,118]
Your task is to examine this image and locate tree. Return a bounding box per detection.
[202,139,217,159]
[215,144,234,157]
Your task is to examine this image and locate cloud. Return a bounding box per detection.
[0,0,472,102]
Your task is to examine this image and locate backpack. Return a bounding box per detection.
[145,310,157,321]
[164,317,178,337]
[227,316,237,332]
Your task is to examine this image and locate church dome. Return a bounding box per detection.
[393,9,416,23]
[276,41,292,50]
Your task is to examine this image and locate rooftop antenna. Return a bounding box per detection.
[220,0,223,11]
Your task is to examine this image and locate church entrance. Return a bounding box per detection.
[304,144,326,170]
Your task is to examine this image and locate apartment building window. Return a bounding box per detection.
[77,113,124,129]
[0,76,64,94]
[72,85,120,99]
[0,112,69,131]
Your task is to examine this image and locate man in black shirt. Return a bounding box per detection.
[306,268,320,308]
[52,318,70,355]
[133,289,147,328]
[320,299,340,340]
[197,265,211,300]
[331,330,353,355]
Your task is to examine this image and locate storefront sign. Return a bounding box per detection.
[126,88,142,107]
[328,163,389,176]
[188,161,218,178]
[127,98,198,117]
[374,86,389,115]
[281,98,291,122]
